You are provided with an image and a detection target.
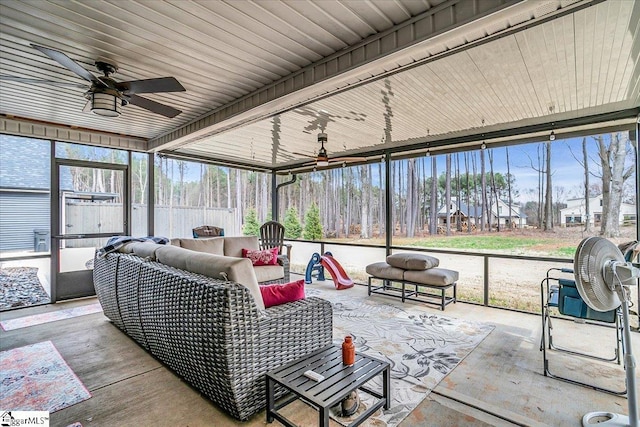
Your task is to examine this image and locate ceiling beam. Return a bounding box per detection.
[0,115,147,151]
[148,0,528,151]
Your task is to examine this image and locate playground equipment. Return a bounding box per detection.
[305,252,354,290]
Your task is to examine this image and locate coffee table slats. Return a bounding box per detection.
[266,345,390,427]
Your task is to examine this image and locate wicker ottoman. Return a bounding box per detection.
[366,254,458,310]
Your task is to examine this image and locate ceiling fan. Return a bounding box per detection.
[295,133,367,168]
[1,44,185,118]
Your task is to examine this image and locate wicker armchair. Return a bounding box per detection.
[94,252,332,421]
[259,221,292,259]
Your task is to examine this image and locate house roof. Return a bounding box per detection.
[1,0,638,171]
[438,199,527,219]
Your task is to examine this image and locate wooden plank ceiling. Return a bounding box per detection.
[0,0,638,170]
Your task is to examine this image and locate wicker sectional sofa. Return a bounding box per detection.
[171,235,290,285]
[93,241,333,421]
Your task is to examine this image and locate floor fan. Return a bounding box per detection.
[574,237,639,427]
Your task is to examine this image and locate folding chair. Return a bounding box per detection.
[540,266,625,395]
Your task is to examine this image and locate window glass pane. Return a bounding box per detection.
[388,131,637,313]
[55,142,128,164]
[0,135,52,309]
[154,156,255,238]
[286,164,386,245]
[131,152,148,236]
[60,165,124,235]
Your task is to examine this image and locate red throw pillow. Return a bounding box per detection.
[242,247,279,266]
[260,280,306,308]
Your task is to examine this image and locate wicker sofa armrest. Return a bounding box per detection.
[229,296,332,420]
[257,296,332,369]
[276,254,290,282]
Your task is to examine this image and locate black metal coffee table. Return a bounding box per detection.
[266,345,391,427]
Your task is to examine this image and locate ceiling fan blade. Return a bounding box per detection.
[128,94,181,118]
[292,152,313,158]
[116,77,185,94]
[330,156,368,162]
[0,75,88,88]
[31,44,99,84]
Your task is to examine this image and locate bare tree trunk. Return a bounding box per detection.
[405,159,416,237]
[368,164,374,237]
[506,147,513,229]
[480,149,488,231]
[489,150,500,232]
[603,133,628,237]
[582,137,591,232]
[378,162,384,236]
[360,165,370,238]
[226,168,231,209]
[538,145,544,229]
[429,157,437,235]
[472,152,479,232]
[235,170,242,228]
[398,161,405,235]
[445,154,451,236]
[464,152,472,234]
[455,153,462,231]
[544,142,553,231]
[345,169,352,237]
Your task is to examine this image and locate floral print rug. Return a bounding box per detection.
[0,341,91,412]
[307,287,495,427]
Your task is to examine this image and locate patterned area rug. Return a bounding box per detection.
[1,303,103,331]
[307,286,495,427]
[0,267,50,310]
[0,341,91,412]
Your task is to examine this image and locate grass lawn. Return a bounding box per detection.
[393,233,581,257]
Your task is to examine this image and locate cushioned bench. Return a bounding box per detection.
[366,253,458,310]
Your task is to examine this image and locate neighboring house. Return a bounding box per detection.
[559,195,636,227]
[0,136,74,252]
[437,197,526,229]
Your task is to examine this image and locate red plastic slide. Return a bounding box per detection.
[320,254,354,290]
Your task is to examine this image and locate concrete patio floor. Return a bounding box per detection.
[0,276,635,427]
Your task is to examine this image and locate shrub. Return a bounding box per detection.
[243,208,260,236]
[283,207,302,238]
[303,203,323,240]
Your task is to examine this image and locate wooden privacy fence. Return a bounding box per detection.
[64,203,239,248]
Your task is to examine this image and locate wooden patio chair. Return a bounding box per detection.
[259,221,292,259]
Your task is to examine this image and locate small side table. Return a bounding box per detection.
[266,345,391,427]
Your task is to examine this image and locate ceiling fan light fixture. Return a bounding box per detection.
[317,157,329,167]
[91,92,121,117]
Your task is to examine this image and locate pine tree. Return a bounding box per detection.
[303,203,323,240]
[242,208,260,236]
[283,207,302,238]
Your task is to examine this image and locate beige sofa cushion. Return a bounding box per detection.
[253,265,285,283]
[403,268,458,287]
[186,252,264,310]
[129,242,165,260]
[386,253,439,270]
[223,236,259,258]
[366,262,405,281]
[179,237,224,255]
[155,245,193,270]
